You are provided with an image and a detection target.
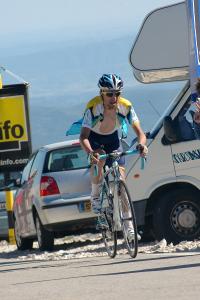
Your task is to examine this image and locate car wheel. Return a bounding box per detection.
[153,188,200,244]
[14,219,33,250]
[35,214,54,251]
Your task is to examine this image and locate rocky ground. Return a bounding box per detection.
[0,233,200,261]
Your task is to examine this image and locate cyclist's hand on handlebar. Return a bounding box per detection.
[88,151,100,164]
[136,143,148,158]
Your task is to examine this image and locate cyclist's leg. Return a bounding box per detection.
[90,149,105,214]
[88,132,105,214]
[89,131,119,214]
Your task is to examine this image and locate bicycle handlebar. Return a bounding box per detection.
[93,149,146,176]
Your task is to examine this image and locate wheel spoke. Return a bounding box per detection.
[118,180,138,258]
[101,184,117,258]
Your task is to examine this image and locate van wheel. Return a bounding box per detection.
[35,215,54,251]
[14,219,33,250]
[153,189,200,244]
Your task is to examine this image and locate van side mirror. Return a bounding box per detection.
[162,116,179,144]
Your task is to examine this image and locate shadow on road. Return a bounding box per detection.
[12,254,200,285]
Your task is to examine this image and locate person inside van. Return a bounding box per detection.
[192,79,200,139]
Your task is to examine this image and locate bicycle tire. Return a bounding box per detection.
[118,180,138,258]
[101,184,117,258]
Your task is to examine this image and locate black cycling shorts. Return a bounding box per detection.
[88,130,125,167]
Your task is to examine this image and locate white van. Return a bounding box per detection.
[126,2,200,243]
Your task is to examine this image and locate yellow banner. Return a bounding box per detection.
[0,95,28,142]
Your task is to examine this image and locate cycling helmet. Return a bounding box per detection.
[98,74,123,91]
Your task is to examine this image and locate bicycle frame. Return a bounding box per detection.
[100,159,122,231]
[98,148,145,231]
[93,148,145,258]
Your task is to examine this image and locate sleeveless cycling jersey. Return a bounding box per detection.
[82,96,139,135]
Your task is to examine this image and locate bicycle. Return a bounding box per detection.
[93,148,145,258]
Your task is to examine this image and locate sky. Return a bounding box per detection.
[0,0,180,46]
[0,0,185,148]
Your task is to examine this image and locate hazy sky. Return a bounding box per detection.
[0,0,184,147]
[0,0,179,45]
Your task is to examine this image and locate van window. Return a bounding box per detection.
[45,146,89,172]
[176,97,200,141]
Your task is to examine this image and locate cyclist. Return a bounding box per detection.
[79,74,148,239]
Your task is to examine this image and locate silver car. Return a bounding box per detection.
[13,139,95,251]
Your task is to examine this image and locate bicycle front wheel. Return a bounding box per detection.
[118,180,138,258]
[101,185,117,258]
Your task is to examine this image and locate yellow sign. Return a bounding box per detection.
[0,74,2,89]
[0,95,28,143]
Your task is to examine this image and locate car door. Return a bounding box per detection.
[14,154,35,236]
[25,150,45,235]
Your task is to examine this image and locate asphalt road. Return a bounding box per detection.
[0,252,200,300]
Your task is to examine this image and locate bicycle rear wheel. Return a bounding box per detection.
[101,185,117,258]
[118,180,138,258]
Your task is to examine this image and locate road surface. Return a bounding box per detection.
[0,250,200,300]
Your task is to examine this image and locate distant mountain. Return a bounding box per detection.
[1,35,136,97]
[1,34,185,150]
[30,83,184,150]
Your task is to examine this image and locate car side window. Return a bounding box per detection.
[21,155,35,185]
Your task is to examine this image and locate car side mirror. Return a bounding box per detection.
[162,116,179,144]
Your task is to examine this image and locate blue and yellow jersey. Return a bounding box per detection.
[82,96,139,135]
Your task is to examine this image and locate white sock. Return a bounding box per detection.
[91,183,102,198]
[91,183,102,214]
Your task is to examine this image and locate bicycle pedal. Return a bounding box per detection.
[96,223,109,230]
[104,230,112,239]
[96,215,109,230]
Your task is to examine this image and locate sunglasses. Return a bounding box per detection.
[102,91,121,97]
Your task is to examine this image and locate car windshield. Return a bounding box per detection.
[45,146,89,172]
[0,173,4,189]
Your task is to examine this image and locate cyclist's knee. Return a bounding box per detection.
[119,165,126,181]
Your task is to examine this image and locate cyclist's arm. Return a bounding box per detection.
[127,105,146,146]
[132,121,146,146]
[79,127,93,154]
[79,108,94,154]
